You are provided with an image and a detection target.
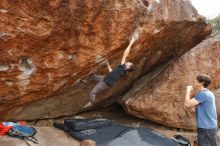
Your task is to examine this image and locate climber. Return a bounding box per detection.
[84,34,138,108]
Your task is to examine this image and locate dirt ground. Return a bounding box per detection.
[1,104,218,146]
[0,126,80,146]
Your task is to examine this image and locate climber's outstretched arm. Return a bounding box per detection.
[121,38,135,65]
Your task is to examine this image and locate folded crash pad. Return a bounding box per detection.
[64,118,111,131]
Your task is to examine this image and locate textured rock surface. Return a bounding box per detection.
[0,0,211,120]
[120,35,220,129]
[0,127,80,146]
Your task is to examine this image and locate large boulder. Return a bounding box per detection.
[0,0,210,120]
[119,35,220,130]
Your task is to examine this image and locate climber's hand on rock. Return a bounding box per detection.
[130,37,135,44]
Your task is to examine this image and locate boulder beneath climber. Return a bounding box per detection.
[0,0,211,120]
[119,35,220,130]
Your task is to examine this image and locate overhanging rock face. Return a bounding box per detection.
[119,35,220,130]
[0,0,211,120]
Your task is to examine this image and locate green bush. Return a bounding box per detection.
[208,14,220,35]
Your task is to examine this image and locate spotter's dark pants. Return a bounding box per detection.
[197,127,217,146]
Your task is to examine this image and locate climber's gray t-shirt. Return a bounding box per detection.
[195,88,217,129]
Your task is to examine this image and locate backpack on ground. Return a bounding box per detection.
[8,125,38,146]
[171,135,191,146]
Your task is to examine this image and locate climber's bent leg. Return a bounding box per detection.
[89,81,109,103]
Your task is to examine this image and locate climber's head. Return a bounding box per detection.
[125,62,135,72]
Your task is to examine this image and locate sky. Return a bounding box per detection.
[190,0,220,18]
